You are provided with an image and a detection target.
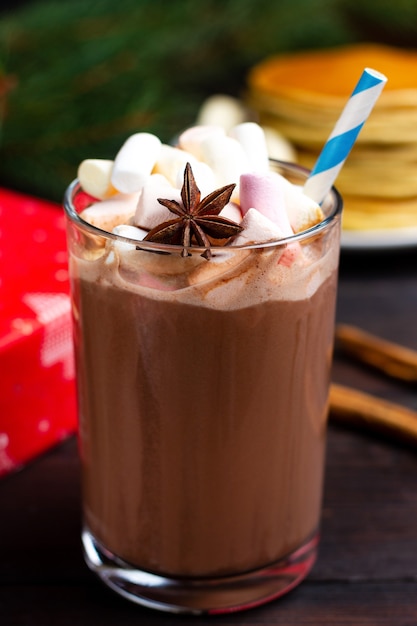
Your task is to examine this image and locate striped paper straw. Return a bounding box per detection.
[303,67,387,204]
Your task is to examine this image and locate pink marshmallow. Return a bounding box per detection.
[239,172,294,236]
[239,173,302,266]
[138,272,177,291]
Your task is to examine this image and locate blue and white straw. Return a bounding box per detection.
[303,67,387,204]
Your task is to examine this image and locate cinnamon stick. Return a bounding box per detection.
[335,324,417,382]
[329,383,417,447]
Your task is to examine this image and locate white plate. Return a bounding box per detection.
[341,227,417,251]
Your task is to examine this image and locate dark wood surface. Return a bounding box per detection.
[2,247,417,625]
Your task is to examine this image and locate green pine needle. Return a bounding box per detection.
[1,0,411,200]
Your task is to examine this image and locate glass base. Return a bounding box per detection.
[82,528,319,615]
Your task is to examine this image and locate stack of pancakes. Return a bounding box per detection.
[247,44,417,231]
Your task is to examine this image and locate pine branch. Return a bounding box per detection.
[0,0,378,199]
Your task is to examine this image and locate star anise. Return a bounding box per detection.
[143,162,243,259]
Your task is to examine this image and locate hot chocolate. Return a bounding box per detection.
[64,123,342,612]
[74,253,337,577]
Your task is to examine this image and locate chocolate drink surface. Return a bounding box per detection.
[72,242,338,578]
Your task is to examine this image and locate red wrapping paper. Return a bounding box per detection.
[0,188,77,477]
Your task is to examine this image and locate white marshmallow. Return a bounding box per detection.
[112,224,148,251]
[134,174,181,230]
[196,94,250,131]
[186,247,250,288]
[262,126,297,163]
[220,202,242,223]
[174,160,217,198]
[233,208,284,246]
[111,132,161,194]
[80,193,139,232]
[178,125,225,161]
[113,224,147,240]
[78,159,116,199]
[200,135,250,201]
[239,172,294,236]
[292,198,324,233]
[153,144,200,187]
[229,122,269,173]
[278,175,324,233]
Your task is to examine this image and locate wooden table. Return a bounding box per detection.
[2,247,417,625]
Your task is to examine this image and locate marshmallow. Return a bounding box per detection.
[80,193,139,232]
[137,273,178,292]
[78,159,116,200]
[229,122,269,173]
[153,144,200,187]
[233,208,284,246]
[131,246,202,277]
[199,135,250,201]
[262,126,298,163]
[278,175,324,233]
[196,94,250,131]
[113,224,147,240]
[178,125,226,160]
[175,160,217,198]
[291,196,324,233]
[112,224,148,251]
[220,202,242,223]
[233,208,300,268]
[111,132,161,194]
[112,226,197,291]
[239,173,303,266]
[239,172,294,236]
[134,174,181,230]
[186,247,251,289]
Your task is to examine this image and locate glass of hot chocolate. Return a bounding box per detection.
[64,133,342,614]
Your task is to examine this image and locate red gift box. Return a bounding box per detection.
[0,188,77,477]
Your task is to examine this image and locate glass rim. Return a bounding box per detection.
[63,159,343,255]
